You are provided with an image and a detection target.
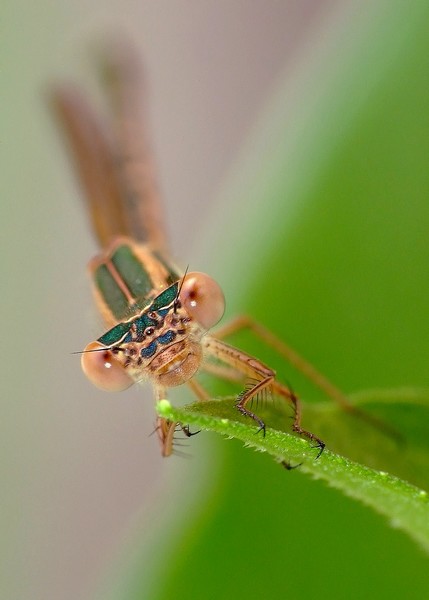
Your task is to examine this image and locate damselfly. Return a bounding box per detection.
[52,45,341,458]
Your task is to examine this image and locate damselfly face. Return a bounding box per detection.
[81,238,225,393]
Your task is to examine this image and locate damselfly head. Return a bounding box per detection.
[81,341,134,392]
[179,272,225,330]
[80,272,224,392]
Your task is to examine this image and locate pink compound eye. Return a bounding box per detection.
[179,271,225,330]
[81,341,134,392]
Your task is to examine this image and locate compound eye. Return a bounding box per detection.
[81,341,134,392]
[179,271,225,330]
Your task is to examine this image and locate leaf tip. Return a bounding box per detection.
[156,398,172,418]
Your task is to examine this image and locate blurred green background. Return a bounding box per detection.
[4,2,429,599]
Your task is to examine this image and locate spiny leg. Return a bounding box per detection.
[153,385,179,457]
[213,316,350,407]
[154,417,200,458]
[154,378,206,457]
[202,362,270,413]
[273,380,325,459]
[154,416,176,457]
[203,336,325,457]
[214,315,399,440]
[204,337,273,433]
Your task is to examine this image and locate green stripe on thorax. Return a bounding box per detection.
[93,240,181,322]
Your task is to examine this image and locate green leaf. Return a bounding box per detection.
[157,392,429,552]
